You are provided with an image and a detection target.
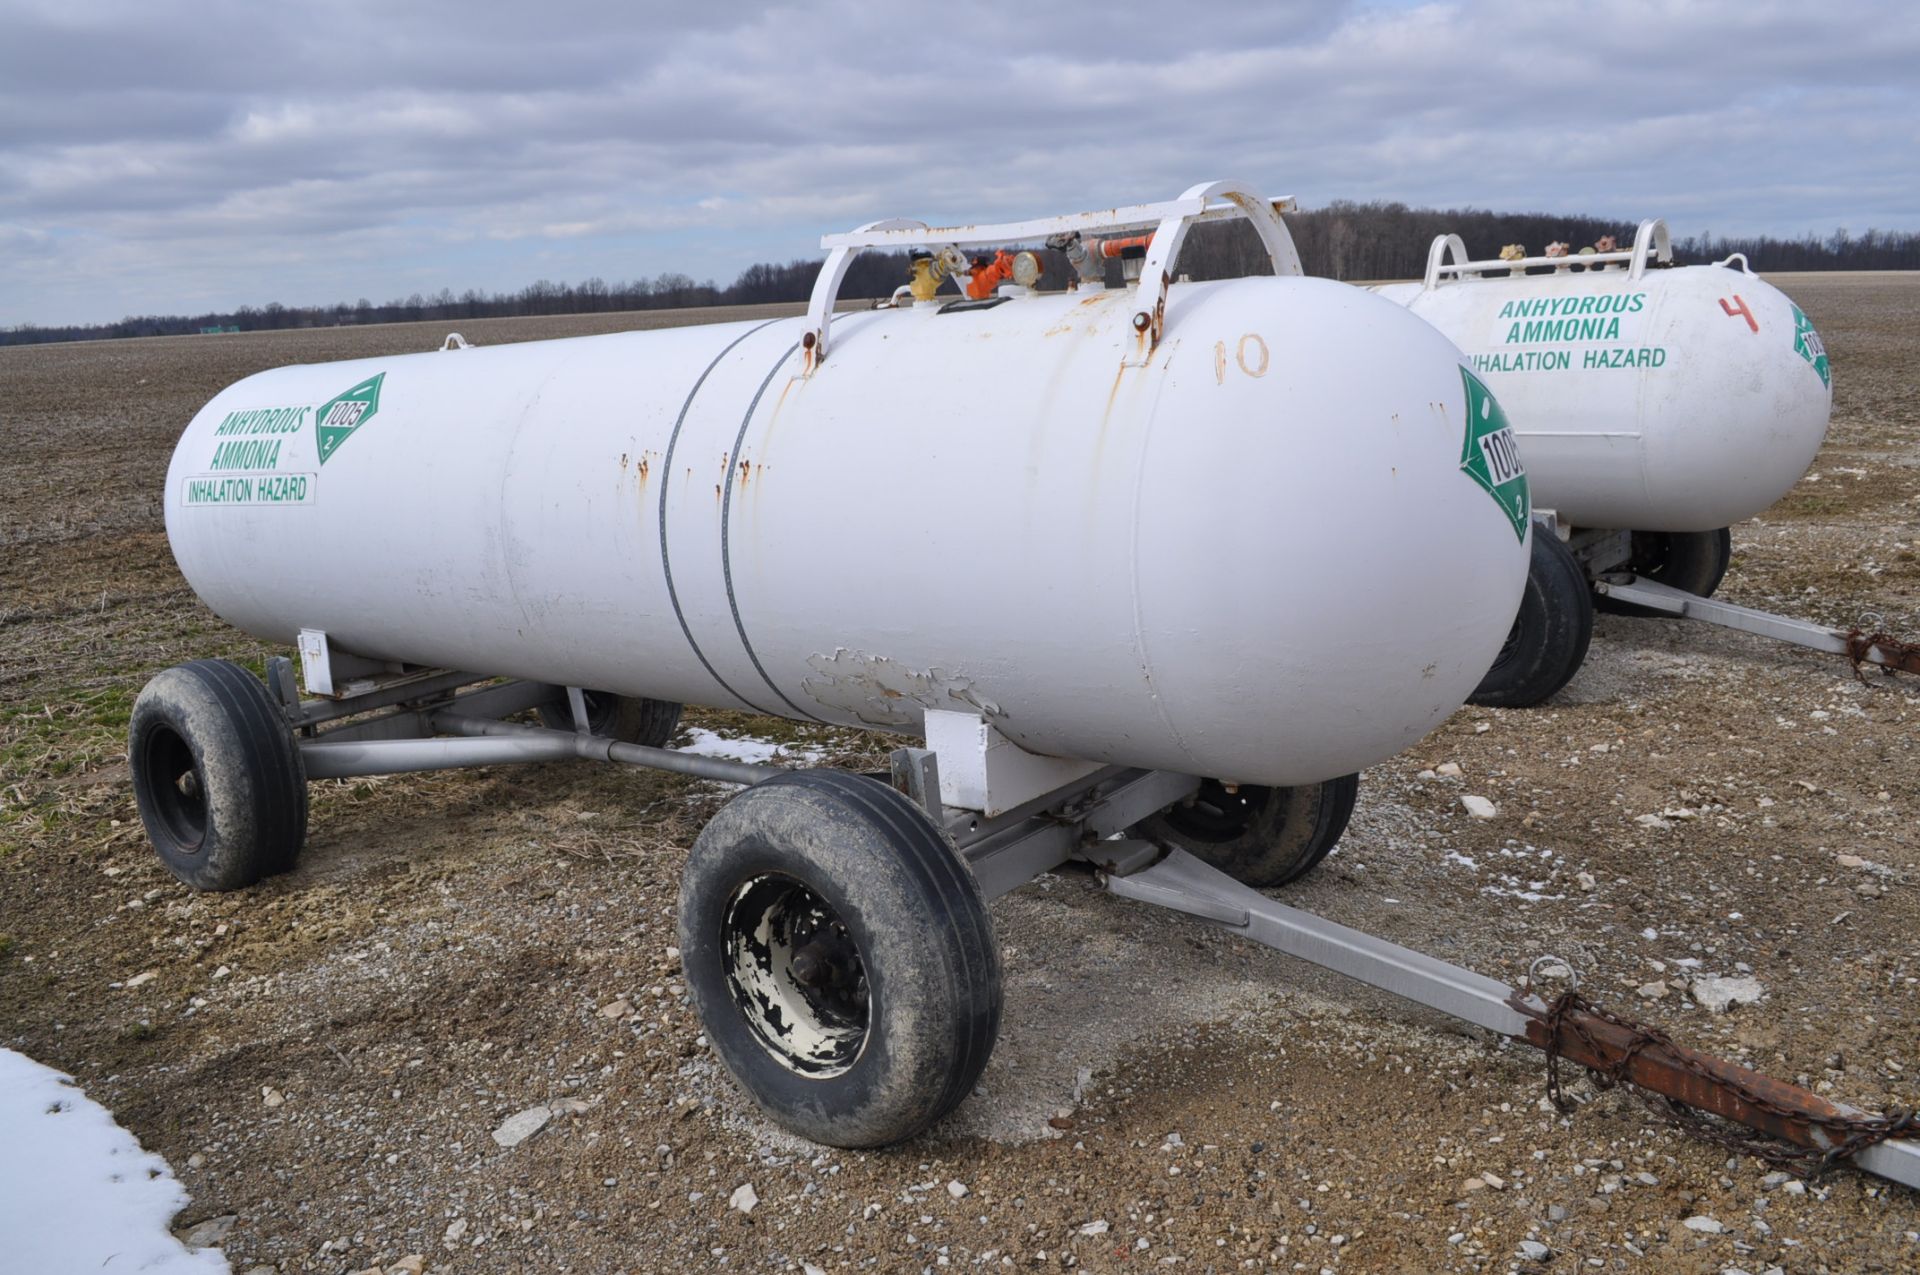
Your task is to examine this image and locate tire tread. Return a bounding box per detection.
[772,771,1000,1124]
[129,659,306,890]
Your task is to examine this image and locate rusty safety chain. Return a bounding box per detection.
[1541,990,1919,1180]
[1843,628,1920,683]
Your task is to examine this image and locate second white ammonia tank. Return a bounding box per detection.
[1372,234,1831,533]
[164,275,1529,786]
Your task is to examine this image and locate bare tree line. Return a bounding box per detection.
[6,201,1915,346]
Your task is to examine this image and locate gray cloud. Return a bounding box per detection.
[1,0,1914,325]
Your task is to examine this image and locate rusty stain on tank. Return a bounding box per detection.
[1095,363,1137,470]
[758,374,800,454]
[1104,364,1129,423]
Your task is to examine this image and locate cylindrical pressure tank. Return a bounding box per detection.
[1372,259,1830,532]
[164,276,1529,786]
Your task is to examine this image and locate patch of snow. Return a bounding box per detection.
[1442,851,1479,871]
[675,728,827,767]
[0,1048,227,1273]
[1481,885,1566,903]
[1690,975,1765,1014]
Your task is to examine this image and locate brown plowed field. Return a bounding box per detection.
[3,277,1918,1274]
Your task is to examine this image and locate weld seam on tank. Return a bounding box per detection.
[715,309,888,727]
[657,316,786,714]
[1120,345,1202,775]
[719,334,828,723]
[1629,280,1666,505]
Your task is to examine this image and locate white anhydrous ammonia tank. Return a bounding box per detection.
[1373,251,1831,532]
[164,277,1530,786]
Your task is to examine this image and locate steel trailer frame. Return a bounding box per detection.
[1537,514,1920,678]
[274,652,1920,1191]
[1596,573,1920,675]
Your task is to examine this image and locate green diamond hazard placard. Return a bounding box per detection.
[314,373,386,465]
[1459,366,1530,542]
[1791,304,1830,388]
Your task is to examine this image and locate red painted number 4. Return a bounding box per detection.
[1719,294,1758,333]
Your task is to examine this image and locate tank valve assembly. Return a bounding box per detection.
[907,245,969,303]
[1047,231,1105,290]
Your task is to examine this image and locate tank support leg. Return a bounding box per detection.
[1101,847,1920,1191]
[1598,577,1920,674]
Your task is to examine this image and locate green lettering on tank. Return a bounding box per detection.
[1791,304,1830,388]
[315,372,387,465]
[1458,367,1530,542]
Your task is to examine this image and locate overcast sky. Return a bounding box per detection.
[2,0,1915,327]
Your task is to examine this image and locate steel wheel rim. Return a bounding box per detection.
[721,874,870,1077]
[142,725,208,852]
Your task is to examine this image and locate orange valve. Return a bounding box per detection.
[966,250,1016,300]
[1098,234,1155,259]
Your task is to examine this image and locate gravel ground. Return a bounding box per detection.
[3,277,1919,1274]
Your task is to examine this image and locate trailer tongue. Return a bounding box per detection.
[1597,575,1920,677]
[1101,847,1920,1190]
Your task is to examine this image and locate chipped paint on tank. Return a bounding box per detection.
[802,649,1003,727]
